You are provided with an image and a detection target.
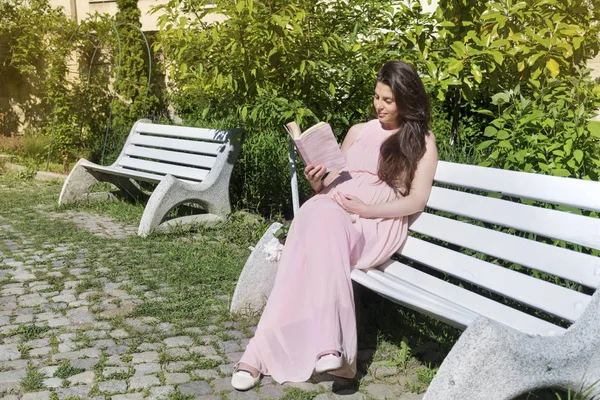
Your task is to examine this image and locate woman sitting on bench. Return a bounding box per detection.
[232,60,439,390]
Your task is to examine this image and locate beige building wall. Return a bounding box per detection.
[51,0,221,32]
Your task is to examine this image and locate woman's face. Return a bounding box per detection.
[373,82,400,130]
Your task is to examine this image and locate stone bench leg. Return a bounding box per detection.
[59,159,102,205]
[59,159,145,206]
[424,288,600,400]
[137,174,230,237]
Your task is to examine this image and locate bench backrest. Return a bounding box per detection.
[398,161,600,334]
[113,120,244,183]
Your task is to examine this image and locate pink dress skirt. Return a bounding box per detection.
[239,120,408,382]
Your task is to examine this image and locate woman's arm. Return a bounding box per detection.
[334,133,438,218]
[304,123,366,192]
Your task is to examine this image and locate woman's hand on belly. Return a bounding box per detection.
[333,192,372,218]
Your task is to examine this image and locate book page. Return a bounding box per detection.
[294,123,346,171]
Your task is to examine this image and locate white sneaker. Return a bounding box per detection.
[231,370,260,391]
[315,353,344,374]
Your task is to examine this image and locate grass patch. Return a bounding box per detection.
[20,364,46,391]
[281,387,319,400]
[17,325,50,341]
[54,361,85,379]
[166,391,194,400]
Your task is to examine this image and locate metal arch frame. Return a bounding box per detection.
[46,14,154,170]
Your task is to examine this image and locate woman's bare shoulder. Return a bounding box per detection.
[348,122,368,135]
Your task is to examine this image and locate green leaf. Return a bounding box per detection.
[329,82,335,97]
[484,126,497,137]
[498,140,513,149]
[471,64,482,83]
[491,92,510,105]
[546,58,559,78]
[477,140,496,150]
[551,168,571,177]
[573,149,583,163]
[322,41,329,55]
[496,130,510,139]
[450,41,467,57]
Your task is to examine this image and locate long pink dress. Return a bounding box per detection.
[239,119,409,383]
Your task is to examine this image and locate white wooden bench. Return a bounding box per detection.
[353,161,600,336]
[59,119,245,237]
[232,160,600,338]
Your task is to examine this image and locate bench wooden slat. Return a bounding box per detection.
[427,186,600,250]
[410,212,600,288]
[373,261,566,336]
[136,122,228,142]
[130,134,224,156]
[118,157,209,181]
[400,236,592,322]
[83,164,164,183]
[436,161,600,212]
[124,146,217,169]
[351,268,478,329]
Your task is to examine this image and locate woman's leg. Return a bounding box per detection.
[237,196,363,383]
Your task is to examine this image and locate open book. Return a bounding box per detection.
[284,121,346,172]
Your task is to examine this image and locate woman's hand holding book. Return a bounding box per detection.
[304,164,327,193]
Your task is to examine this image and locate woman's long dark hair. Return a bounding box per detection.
[376,61,431,196]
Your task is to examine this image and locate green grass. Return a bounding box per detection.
[281,387,320,400]
[16,324,50,341]
[54,361,85,379]
[20,364,46,391]
[0,175,458,395]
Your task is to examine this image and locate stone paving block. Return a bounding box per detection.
[111,393,144,400]
[189,345,217,357]
[226,351,243,363]
[71,358,99,370]
[42,377,62,388]
[137,342,161,351]
[56,384,91,398]
[131,351,159,363]
[164,336,194,348]
[166,347,189,358]
[47,317,70,327]
[68,370,95,385]
[165,361,193,372]
[24,338,50,348]
[259,384,286,400]
[15,315,34,323]
[110,329,130,339]
[191,369,219,380]
[226,390,260,400]
[29,346,52,357]
[93,339,116,348]
[212,377,234,393]
[364,383,398,399]
[0,344,21,361]
[53,347,101,361]
[134,362,161,375]
[98,379,127,394]
[129,374,161,389]
[18,294,45,306]
[219,363,234,376]
[149,385,175,399]
[103,366,129,378]
[0,368,26,383]
[217,340,240,353]
[21,390,51,400]
[178,380,213,396]
[105,345,129,356]
[165,372,191,384]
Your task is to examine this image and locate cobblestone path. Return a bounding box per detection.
[0,207,425,400]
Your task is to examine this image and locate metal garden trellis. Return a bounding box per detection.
[45,14,154,171]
